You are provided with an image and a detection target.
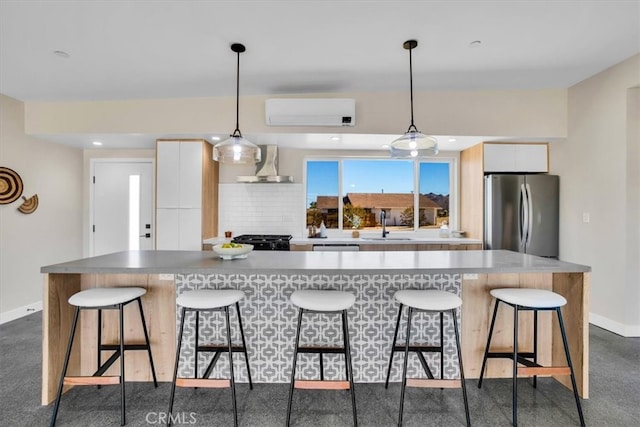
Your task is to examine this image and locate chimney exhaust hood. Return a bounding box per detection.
[237,145,294,183]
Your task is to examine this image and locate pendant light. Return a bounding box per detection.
[213,43,261,164]
[389,40,438,158]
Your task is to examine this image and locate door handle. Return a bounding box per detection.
[139,233,151,238]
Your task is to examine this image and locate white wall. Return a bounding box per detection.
[0,94,83,322]
[551,54,640,337]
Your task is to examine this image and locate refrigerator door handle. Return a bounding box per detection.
[520,183,529,252]
[526,183,534,251]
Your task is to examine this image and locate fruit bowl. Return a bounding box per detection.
[212,243,253,260]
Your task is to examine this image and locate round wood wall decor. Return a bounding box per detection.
[0,167,24,204]
[18,194,39,214]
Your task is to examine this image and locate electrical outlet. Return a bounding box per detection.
[463,273,479,280]
[582,212,590,223]
[159,274,174,281]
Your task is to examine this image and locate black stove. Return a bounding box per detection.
[232,234,292,251]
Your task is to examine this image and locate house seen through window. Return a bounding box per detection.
[306,159,451,233]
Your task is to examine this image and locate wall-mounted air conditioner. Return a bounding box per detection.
[265,98,355,127]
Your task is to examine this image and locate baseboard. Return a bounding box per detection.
[590,312,640,337]
[0,301,43,325]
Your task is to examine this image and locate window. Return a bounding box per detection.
[306,158,454,233]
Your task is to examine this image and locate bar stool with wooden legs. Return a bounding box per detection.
[50,287,158,427]
[286,290,357,426]
[167,289,253,427]
[385,289,470,427]
[477,288,585,426]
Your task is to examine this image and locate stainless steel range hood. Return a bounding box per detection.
[237,145,294,183]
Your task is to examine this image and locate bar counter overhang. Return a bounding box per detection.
[40,249,591,405]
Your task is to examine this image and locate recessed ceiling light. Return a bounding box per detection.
[469,40,482,48]
[448,138,457,142]
[330,136,340,141]
[211,136,221,141]
[92,141,103,146]
[53,50,70,58]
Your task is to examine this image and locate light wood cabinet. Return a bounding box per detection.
[291,243,482,252]
[155,139,218,250]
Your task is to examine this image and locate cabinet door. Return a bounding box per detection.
[515,144,548,172]
[484,143,548,173]
[179,208,202,250]
[156,208,180,249]
[483,144,517,172]
[179,141,203,209]
[156,141,181,208]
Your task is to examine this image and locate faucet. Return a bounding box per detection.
[381,210,389,238]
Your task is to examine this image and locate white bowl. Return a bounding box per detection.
[212,243,253,259]
[451,230,466,238]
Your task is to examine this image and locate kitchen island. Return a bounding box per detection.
[41,249,590,404]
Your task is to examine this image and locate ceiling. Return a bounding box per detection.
[1,1,638,151]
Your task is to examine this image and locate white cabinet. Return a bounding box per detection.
[157,140,202,209]
[483,143,548,173]
[156,140,217,250]
[156,208,202,250]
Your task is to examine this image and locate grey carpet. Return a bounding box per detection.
[1,312,638,426]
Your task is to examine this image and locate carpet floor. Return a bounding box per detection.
[1,312,638,426]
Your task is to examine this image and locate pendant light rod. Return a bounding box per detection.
[213,42,261,164]
[231,43,245,137]
[389,39,438,158]
[404,39,418,132]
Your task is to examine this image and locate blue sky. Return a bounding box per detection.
[306,160,449,207]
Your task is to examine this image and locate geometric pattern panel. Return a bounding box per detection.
[175,273,462,383]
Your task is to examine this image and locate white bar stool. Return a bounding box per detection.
[50,287,158,426]
[386,290,470,427]
[477,288,585,426]
[286,290,357,426]
[167,289,252,427]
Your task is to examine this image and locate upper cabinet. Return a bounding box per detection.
[157,140,203,208]
[483,143,549,173]
[156,139,218,250]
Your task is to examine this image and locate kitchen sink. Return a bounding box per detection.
[361,237,413,241]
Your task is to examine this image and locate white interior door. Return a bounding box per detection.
[92,160,154,256]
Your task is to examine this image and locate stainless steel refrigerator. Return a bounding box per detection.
[484,174,559,257]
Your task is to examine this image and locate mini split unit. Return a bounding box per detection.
[265,98,355,127]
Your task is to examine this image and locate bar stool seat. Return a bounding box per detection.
[177,289,244,310]
[395,289,462,311]
[68,287,147,307]
[478,287,585,426]
[168,289,252,427]
[290,289,356,311]
[286,289,358,426]
[386,289,470,426]
[490,288,567,308]
[50,287,158,426]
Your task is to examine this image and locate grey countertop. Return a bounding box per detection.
[41,250,590,275]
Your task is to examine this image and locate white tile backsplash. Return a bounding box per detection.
[218,183,304,236]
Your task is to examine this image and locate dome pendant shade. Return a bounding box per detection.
[213,134,261,164]
[390,39,438,158]
[390,129,438,158]
[213,43,261,164]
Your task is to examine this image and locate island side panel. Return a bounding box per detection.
[79,274,176,382]
[175,272,463,383]
[42,273,81,405]
[461,273,554,379]
[552,272,590,398]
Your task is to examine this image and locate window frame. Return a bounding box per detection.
[303,155,458,236]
